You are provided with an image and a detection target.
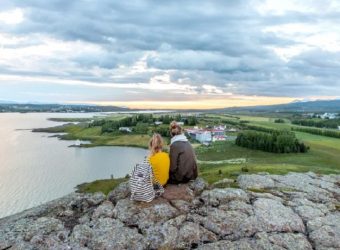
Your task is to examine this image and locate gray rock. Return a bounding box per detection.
[198,232,312,250]
[253,198,305,233]
[197,239,257,250]
[178,222,217,248]
[309,225,340,249]
[89,218,146,250]
[91,200,114,219]
[144,222,179,249]
[256,232,313,250]
[85,192,106,206]
[307,213,340,232]
[271,173,333,202]
[23,217,65,241]
[201,188,249,206]
[164,214,187,228]
[307,213,340,249]
[191,207,249,238]
[248,191,284,202]
[220,200,254,216]
[293,205,326,222]
[69,224,93,247]
[237,174,276,189]
[113,198,179,229]
[107,181,130,204]
[189,177,209,195]
[170,199,192,213]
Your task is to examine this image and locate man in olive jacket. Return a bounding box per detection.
[168,121,198,184]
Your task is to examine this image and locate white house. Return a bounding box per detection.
[186,128,212,144]
[320,113,337,119]
[119,127,132,133]
[154,121,163,126]
[196,131,212,144]
[211,128,226,142]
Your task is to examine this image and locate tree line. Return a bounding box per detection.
[291,118,340,129]
[291,126,340,139]
[235,130,309,153]
[88,114,198,134]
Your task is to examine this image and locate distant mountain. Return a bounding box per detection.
[0,103,130,113]
[221,99,340,113]
[0,100,18,104]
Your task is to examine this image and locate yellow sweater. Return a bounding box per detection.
[149,152,170,186]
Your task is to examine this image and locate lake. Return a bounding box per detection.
[0,113,148,219]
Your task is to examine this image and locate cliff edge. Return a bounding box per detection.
[0,172,339,249]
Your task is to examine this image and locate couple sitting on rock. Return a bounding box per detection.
[130,121,197,202]
[149,121,198,185]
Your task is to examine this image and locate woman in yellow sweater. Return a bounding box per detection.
[148,133,170,186]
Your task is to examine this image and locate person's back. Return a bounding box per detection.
[149,151,170,186]
[168,121,198,184]
[148,134,170,186]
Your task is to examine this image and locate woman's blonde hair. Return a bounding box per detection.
[169,120,182,137]
[149,133,164,155]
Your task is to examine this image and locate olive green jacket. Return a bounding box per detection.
[169,141,198,183]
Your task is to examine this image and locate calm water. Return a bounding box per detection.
[0,113,148,219]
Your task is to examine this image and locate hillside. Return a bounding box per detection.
[0,172,339,249]
[221,99,340,113]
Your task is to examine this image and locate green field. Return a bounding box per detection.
[196,114,340,183]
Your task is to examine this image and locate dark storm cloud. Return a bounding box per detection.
[0,0,339,99]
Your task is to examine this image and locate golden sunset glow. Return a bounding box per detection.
[77,96,296,110]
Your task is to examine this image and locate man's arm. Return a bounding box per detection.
[169,144,179,174]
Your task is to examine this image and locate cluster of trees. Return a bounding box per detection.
[89,114,198,134]
[292,127,340,139]
[235,130,309,153]
[274,119,285,123]
[151,125,170,137]
[90,114,154,134]
[158,114,198,126]
[291,119,340,129]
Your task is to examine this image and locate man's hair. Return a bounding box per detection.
[169,121,182,137]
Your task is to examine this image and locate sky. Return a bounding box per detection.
[0,0,339,109]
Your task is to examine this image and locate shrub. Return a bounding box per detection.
[274,119,285,123]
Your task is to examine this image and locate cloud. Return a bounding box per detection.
[0,0,339,106]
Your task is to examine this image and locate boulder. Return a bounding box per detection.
[253,198,305,233]
[189,177,209,195]
[237,174,276,189]
[91,201,114,219]
[107,181,130,204]
[201,188,249,206]
[89,218,146,250]
[307,213,340,249]
[162,184,195,201]
[113,198,179,229]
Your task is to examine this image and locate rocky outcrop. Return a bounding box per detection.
[0,172,339,249]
